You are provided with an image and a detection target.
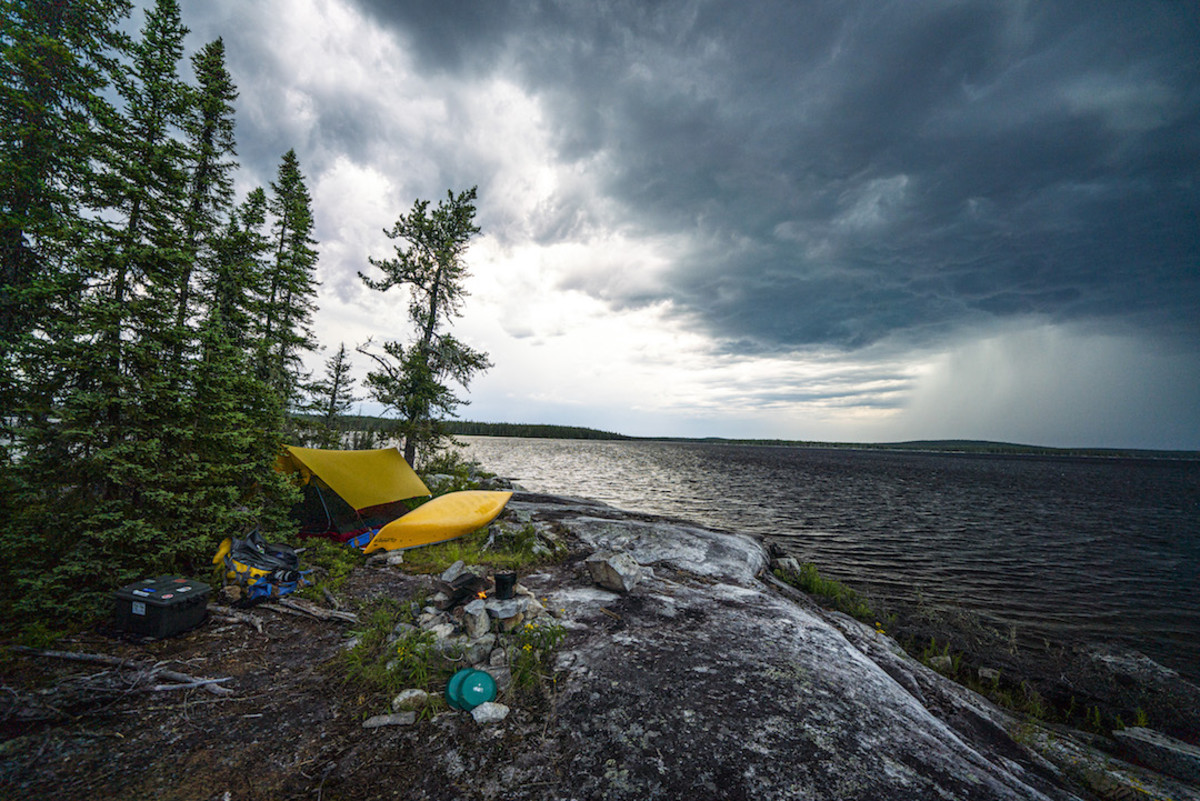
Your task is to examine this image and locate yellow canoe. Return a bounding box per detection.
[362,490,514,554]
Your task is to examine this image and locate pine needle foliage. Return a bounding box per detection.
[0,0,313,631]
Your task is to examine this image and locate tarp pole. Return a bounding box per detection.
[315,484,334,532]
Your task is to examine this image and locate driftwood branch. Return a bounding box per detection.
[9,646,235,696]
[144,678,232,693]
[209,604,265,633]
[321,587,344,611]
[261,598,358,624]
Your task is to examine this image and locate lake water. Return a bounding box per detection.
[460,436,1200,682]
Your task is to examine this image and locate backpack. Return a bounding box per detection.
[214,529,311,601]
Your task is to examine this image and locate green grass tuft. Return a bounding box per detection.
[508,618,567,692]
[400,522,565,575]
[773,562,874,622]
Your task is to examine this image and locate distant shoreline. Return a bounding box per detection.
[445,422,1200,461]
[304,414,1200,460]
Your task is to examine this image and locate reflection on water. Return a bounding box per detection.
[462,436,1200,681]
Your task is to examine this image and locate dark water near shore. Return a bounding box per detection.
[461,436,1200,682]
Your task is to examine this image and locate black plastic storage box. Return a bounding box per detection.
[113,576,210,638]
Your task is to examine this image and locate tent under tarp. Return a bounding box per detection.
[278,445,432,542]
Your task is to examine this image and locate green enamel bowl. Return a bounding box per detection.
[445,668,497,711]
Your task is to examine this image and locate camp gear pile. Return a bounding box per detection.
[214,530,311,600]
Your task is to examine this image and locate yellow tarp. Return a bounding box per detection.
[278,446,431,510]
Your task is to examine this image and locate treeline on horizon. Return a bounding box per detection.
[324,417,1198,459]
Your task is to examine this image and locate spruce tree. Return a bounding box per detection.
[172,37,238,372]
[5,0,202,614]
[306,342,358,448]
[359,187,492,465]
[208,187,270,349]
[262,149,320,415]
[0,0,131,452]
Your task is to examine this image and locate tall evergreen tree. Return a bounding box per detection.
[189,309,298,544]
[0,0,131,452]
[359,187,491,465]
[208,187,269,349]
[0,1,317,628]
[306,342,358,448]
[262,149,319,412]
[5,0,202,613]
[88,0,193,483]
[172,37,238,371]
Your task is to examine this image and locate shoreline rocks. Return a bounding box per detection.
[485,492,1200,801]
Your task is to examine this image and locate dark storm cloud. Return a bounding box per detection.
[349,0,1200,352]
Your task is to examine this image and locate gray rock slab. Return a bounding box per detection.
[535,506,1072,801]
[362,711,416,729]
[426,493,1138,799]
[568,515,766,582]
[1113,727,1200,784]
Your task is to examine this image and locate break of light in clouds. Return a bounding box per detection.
[173,0,1200,449]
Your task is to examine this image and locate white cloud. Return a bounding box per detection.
[176,0,1199,449]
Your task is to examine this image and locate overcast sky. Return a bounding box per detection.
[170,0,1199,449]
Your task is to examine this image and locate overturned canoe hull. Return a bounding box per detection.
[362,490,514,553]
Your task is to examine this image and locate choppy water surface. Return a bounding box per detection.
[462,437,1200,681]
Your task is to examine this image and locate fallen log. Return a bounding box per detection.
[9,646,235,697]
[144,678,232,693]
[267,597,358,623]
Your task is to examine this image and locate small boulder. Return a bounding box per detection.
[428,622,456,640]
[462,633,496,665]
[484,598,523,620]
[418,611,450,630]
[928,655,953,672]
[774,556,802,575]
[392,689,430,711]
[977,667,1000,682]
[362,712,416,729]
[499,612,525,632]
[434,634,468,658]
[482,665,512,693]
[386,552,405,566]
[463,598,490,638]
[440,560,469,583]
[470,701,510,725]
[586,551,644,593]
